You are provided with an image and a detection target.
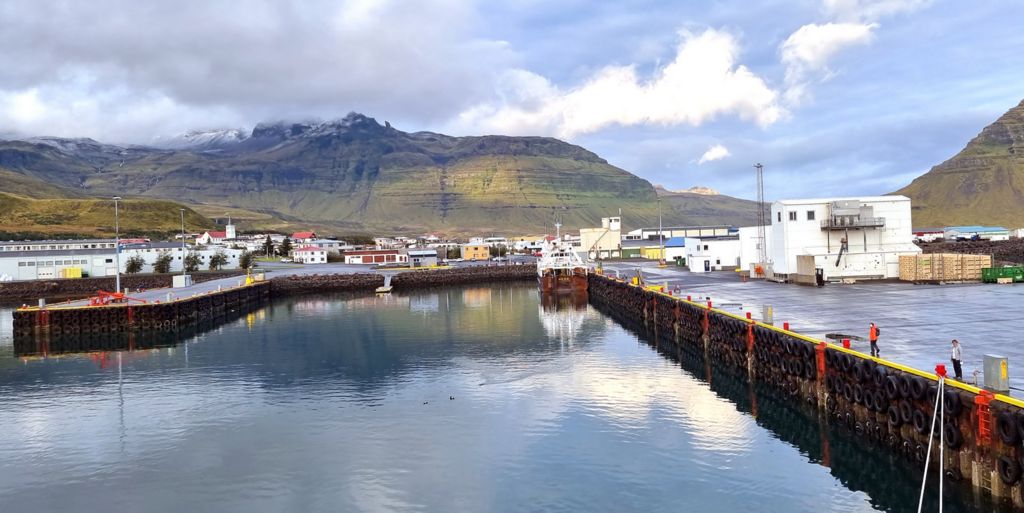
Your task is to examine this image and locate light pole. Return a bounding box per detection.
[113,196,122,293]
[180,208,186,276]
[658,198,665,266]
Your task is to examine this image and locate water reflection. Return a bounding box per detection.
[0,285,1008,513]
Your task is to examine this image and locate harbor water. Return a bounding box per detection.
[0,285,1005,512]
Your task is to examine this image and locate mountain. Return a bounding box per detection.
[895,99,1024,227]
[0,192,212,238]
[654,186,761,227]
[0,114,760,234]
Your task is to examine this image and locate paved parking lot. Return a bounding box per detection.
[602,261,1024,390]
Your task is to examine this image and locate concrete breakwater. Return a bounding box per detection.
[11,265,537,338]
[587,273,1024,506]
[0,270,246,304]
[12,281,270,338]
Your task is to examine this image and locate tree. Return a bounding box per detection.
[125,255,145,274]
[262,235,274,257]
[153,252,174,274]
[184,252,202,273]
[208,251,228,271]
[238,251,254,270]
[446,247,461,259]
[278,236,292,256]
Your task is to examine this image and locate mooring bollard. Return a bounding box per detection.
[746,312,752,320]
[783,322,790,331]
[842,338,850,349]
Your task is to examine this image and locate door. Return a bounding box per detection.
[703,259,710,272]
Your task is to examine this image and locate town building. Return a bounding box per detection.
[121,243,244,273]
[912,228,945,243]
[408,249,439,267]
[0,239,118,253]
[460,244,490,261]
[293,246,327,264]
[769,196,920,282]
[737,225,774,273]
[579,217,622,259]
[624,225,736,241]
[685,237,741,273]
[196,230,228,245]
[343,250,409,265]
[291,231,318,243]
[943,226,1010,241]
[664,237,687,263]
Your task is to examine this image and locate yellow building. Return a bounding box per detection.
[461,244,490,261]
[579,216,622,259]
[641,246,665,260]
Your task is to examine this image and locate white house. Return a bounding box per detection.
[769,196,920,281]
[122,243,244,272]
[686,237,742,273]
[293,246,327,264]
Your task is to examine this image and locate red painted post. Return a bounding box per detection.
[935,364,947,377]
[842,339,850,349]
[746,312,752,320]
[783,322,790,331]
[707,301,713,309]
[816,342,827,376]
[687,295,691,301]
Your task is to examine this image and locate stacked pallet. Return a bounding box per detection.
[899,253,992,281]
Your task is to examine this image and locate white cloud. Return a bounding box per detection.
[452,29,782,139]
[697,144,730,164]
[822,0,932,22]
[780,22,876,104]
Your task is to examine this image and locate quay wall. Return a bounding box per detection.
[12,281,270,338]
[587,273,1024,506]
[268,273,384,296]
[0,270,246,304]
[390,264,535,290]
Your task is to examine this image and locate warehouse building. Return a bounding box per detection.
[0,248,117,281]
[343,250,409,265]
[943,226,1010,241]
[769,196,920,282]
[580,217,622,259]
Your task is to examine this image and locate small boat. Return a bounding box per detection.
[537,238,589,293]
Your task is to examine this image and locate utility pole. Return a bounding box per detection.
[113,196,122,293]
[180,208,187,276]
[755,163,768,272]
[658,198,665,266]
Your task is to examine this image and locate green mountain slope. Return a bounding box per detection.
[895,99,1024,227]
[655,186,761,226]
[0,115,760,234]
[0,192,212,238]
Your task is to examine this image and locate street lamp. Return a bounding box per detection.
[658,198,666,266]
[113,196,121,293]
[180,208,186,276]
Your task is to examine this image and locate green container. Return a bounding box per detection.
[982,266,1024,283]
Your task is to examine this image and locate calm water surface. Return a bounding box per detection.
[0,286,996,512]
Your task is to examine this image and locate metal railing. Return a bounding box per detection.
[820,217,885,229]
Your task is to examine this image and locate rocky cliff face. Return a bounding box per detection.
[896,99,1024,227]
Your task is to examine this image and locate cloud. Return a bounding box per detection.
[780,22,876,104]
[822,0,933,22]
[0,0,514,142]
[452,29,782,138]
[697,144,731,164]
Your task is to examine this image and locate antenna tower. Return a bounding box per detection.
[755,163,767,266]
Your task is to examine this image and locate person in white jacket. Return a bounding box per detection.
[950,339,963,380]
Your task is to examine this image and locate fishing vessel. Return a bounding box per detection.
[537,237,589,293]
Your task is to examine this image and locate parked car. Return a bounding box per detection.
[280,258,293,263]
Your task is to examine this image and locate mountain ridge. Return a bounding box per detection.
[0,113,761,234]
[895,99,1024,227]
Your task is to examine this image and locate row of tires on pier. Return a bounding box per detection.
[587,273,1024,497]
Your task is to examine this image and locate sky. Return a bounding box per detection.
[1,0,1022,201]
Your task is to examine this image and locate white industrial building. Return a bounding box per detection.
[292,246,327,264]
[738,225,774,273]
[769,196,920,282]
[0,241,244,281]
[624,225,736,241]
[580,217,622,259]
[685,237,742,273]
[943,226,1010,241]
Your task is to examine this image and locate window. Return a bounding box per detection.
[27,262,35,266]
[105,258,113,263]
[18,262,26,267]
[807,210,816,221]
[716,259,721,265]
[777,212,781,222]
[45,261,54,266]
[703,245,709,250]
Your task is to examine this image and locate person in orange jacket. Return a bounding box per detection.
[869,322,880,357]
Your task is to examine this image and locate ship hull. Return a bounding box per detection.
[538,268,588,293]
